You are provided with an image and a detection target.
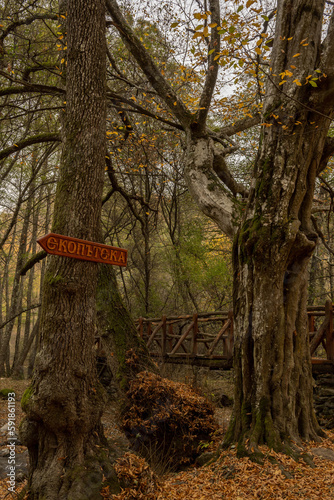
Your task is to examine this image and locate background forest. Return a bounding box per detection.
[0,0,334,378]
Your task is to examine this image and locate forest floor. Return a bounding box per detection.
[0,372,333,500]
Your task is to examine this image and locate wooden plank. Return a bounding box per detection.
[192,314,198,355]
[37,233,127,266]
[162,315,167,356]
[147,320,163,348]
[311,358,334,364]
[208,319,231,355]
[310,316,330,355]
[135,310,230,323]
[326,300,334,361]
[227,310,234,358]
[170,321,195,355]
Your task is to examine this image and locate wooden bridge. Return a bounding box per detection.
[136,300,334,373]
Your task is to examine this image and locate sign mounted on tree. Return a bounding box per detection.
[37,233,127,267]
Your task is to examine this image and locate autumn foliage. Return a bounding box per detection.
[121,371,218,470]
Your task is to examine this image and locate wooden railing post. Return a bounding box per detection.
[227,310,234,358]
[168,323,173,352]
[325,300,334,361]
[192,313,198,355]
[147,321,151,343]
[162,315,167,357]
[138,317,143,338]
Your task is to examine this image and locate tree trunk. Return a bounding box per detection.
[0,191,31,376]
[224,1,333,453]
[96,263,157,393]
[20,1,120,498]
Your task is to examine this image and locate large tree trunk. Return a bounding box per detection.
[224,1,333,453]
[20,1,120,498]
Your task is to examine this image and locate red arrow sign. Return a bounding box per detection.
[37,233,127,267]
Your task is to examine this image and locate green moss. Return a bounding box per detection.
[241,400,252,430]
[237,216,263,264]
[45,273,64,286]
[236,436,248,458]
[255,157,272,199]
[208,182,217,191]
[222,416,236,447]
[0,388,15,399]
[21,385,34,412]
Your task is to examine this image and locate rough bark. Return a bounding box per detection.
[224,0,334,453]
[20,1,120,498]
[96,264,157,393]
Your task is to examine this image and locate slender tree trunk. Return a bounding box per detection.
[20,2,120,498]
[0,193,31,375]
[0,225,16,361]
[11,280,24,375]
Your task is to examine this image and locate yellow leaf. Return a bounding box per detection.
[279,80,286,85]
[293,79,302,86]
[255,47,261,55]
[293,53,301,57]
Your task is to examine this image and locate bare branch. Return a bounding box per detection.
[311,215,334,256]
[0,303,41,331]
[318,136,334,174]
[20,250,47,276]
[0,133,61,162]
[218,113,262,137]
[195,0,220,129]
[107,90,184,131]
[105,0,193,129]
[0,13,58,42]
[213,151,248,197]
[0,82,65,97]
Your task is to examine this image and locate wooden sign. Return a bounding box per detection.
[37,233,127,266]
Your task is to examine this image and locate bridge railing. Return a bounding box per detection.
[308,300,334,365]
[135,300,334,369]
[136,311,234,367]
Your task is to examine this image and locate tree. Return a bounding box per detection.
[106,0,334,454]
[20,1,121,498]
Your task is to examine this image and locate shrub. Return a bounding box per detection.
[121,371,218,471]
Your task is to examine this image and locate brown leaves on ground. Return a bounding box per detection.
[105,432,334,500]
[102,452,162,500]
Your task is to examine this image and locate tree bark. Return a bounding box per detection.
[20,1,120,498]
[224,0,334,453]
[96,264,157,393]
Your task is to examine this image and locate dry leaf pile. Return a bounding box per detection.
[121,371,218,469]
